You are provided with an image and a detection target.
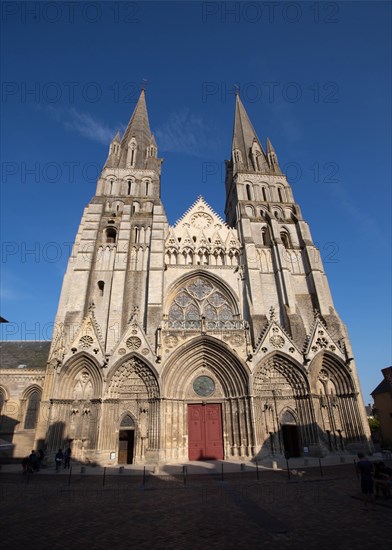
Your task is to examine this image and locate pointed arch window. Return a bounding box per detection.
[261,227,270,246]
[246,184,253,201]
[24,388,41,430]
[281,231,291,249]
[168,277,237,330]
[278,187,285,202]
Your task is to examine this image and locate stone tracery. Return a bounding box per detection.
[167,276,238,330]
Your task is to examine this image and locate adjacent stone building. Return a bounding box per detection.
[371,367,392,447]
[1,91,371,464]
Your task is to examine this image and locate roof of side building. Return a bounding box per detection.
[0,341,51,370]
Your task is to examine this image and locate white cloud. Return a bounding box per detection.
[155,110,221,156]
[35,104,119,144]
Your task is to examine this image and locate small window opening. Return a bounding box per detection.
[98,280,105,296]
[281,232,290,248]
[106,227,117,243]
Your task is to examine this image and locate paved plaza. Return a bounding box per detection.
[1,459,391,550]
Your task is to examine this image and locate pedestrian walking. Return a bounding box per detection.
[29,450,39,472]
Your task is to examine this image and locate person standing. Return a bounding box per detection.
[356,452,375,510]
[55,449,64,472]
[64,447,72,469]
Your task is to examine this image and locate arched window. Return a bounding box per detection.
[262,187,267,201]
[246,184,253,201]
[281,232,291,249]
[105,227,117,243]
[109,180,114,194]
[127,180,132,195]
[168,276,237,330]
[24,388,41,430]
[129,142,137,167]
[134,227,140,243]
[261,227,269,246]
[278,187,284,202]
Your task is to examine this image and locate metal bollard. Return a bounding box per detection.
[80,466,85,474]
[183,465,187,485]
[119,466,124,474]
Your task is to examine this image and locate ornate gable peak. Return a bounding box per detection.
[226,229,241,248]
[110,309,155,364]
[64,306,105,365]
[172,196,227,230]
[165,228,179,247]
[304,319,345,361]
[253,320,302,364]
[211,229,224,247]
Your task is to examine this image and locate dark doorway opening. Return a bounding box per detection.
[118,430,135,464]
[281,424,301,457]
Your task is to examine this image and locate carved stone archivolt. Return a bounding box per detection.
[108,358,159,400]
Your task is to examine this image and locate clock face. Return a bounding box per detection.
[193,375,215,397]
[190,213,213,229]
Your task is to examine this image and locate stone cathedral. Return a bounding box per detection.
[1,90,371,465]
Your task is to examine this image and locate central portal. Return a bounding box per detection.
[188,404,224,460]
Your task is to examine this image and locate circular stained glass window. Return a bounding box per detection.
[193,376,215,397]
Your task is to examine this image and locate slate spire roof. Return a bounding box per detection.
[232,94,268,172]
[121,89,152,150]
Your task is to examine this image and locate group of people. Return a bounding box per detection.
[21,449,45,474]
[21,447,72,473]
[356,452,392,510]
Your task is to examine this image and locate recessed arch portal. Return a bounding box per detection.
[162,335,249,399]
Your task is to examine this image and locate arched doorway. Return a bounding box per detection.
[118,414,135,464]
[281,410,301,458]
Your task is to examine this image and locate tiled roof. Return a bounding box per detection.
[371,378,392,396]
[0,341,51,370]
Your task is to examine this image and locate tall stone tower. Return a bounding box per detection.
[36,90,370,464]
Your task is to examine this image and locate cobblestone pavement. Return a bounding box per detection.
[1,464,391,550]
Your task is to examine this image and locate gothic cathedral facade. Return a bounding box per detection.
[35,91,370,464]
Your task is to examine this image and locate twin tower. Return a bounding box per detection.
[36,90,370,464]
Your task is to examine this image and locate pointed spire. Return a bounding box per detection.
[113,130,121,143]
[266,137,282,174]
[232,94,269,173]
[266,137,275,154]
[118,89,155,169]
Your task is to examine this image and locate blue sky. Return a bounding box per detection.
[1,1,391,402]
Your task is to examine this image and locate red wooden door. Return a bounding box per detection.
[188,404,224,460]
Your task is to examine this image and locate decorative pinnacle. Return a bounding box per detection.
[269,306,276,322]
